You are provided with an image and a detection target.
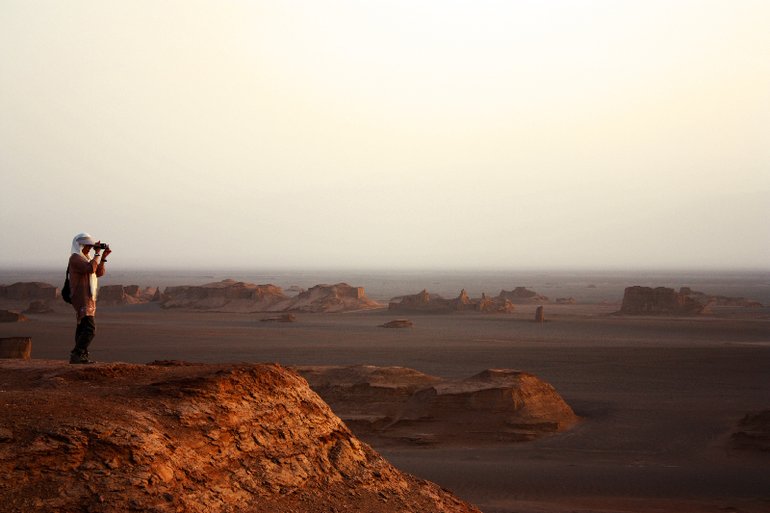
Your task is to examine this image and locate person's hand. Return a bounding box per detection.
[103,246,112,258]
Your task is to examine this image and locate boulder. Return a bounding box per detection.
[380,319,414,328]
[534,305,545,323]
[0,361,480,513]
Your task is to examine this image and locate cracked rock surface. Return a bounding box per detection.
[0,360,479,513]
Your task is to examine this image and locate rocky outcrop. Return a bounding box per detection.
[731,410,770,452]
[297,365,578,446]
[22,300,54,314]
[380,319,414,328]
[0,310,27,322]
[161,281,380,313]
[161,280,289,312]
[98,285,158,305]
[619,286,764,316]
[389,290,514,314]
[534,306,545,323]
[498,287,549,304]
[679,287,763,308]
[620,286,706,315]
[0,361,480,513]
[0,282,57,302]
[277,283,381,313]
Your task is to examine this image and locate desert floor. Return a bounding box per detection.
[2,303,769,513]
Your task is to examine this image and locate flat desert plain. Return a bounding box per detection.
[2,303,769,513]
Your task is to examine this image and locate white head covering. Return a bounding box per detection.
[70,232,99,300]
[71,232,97,255]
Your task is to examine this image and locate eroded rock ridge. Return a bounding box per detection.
[0,361,479,513]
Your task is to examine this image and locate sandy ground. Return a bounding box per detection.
[2,303,769,512]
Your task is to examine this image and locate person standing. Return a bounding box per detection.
[67,232,111,364]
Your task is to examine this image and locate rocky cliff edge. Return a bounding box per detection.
[0,361,479,513]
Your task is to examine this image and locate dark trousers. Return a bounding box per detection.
[72,316,96,355]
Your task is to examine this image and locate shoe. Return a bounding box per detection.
[69,352,95,364]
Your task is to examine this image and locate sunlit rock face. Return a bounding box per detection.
[0,361,481,513]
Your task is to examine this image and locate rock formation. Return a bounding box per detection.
[679,287,763,308]
[0,282,57,307]
[0,310,27,322]
[161,281,380,313]
[297,365,578,446]
[555,297,576,304]
[731,410,770,452]
[389,290,514,314]
[0,361,480,513]
[619,286,706,315]
[534,305,545,323]
[22,300,54,314]
[498,287,549,304]
[619,286,764,316]
[97,284,155,306]
[161,280,289,312]
[380,319,414,328]
[0,281,57,300]
[277,283,381,313]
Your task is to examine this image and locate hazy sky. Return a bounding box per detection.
[1,1,768,270]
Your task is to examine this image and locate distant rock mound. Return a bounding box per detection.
[297,365,578,446]
[389,290,514,314]
[618,286,762,315]
[98,284,157,306]
[619,286,705,315]
[731,410,770,452]
[380,319,414,328]
[0,310,27,323]
[0,282,57,305]
[161,280,289,312]
[277,283,381,313]
[22,300,54,314]
[0,361,479,513]
[161,281,379,313]
[679,287,763,308]
[498,287,549,304]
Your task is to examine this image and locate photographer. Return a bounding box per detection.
[67,232,111,364]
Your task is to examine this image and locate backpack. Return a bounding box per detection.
[62,266,72,304]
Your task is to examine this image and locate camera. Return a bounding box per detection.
[95,242,110,250]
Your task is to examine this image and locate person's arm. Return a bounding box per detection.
[95,246,111,277]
